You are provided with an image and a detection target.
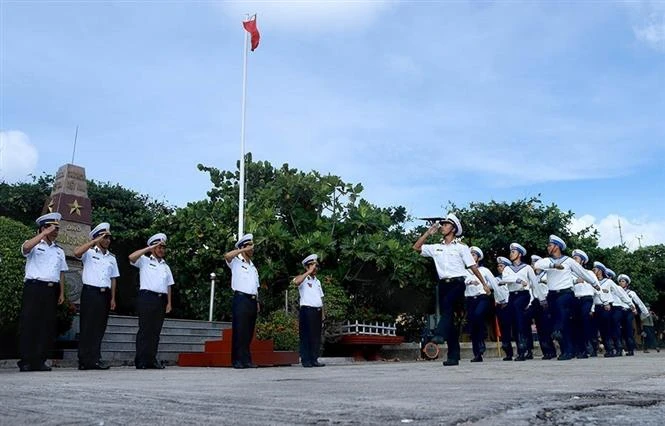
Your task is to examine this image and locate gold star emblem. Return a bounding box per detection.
[68,199,82,216]
[48,199,54,213]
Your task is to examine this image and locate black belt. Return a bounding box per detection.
[234,291,257,300]
[139,289,167,297]
[550,287,573,295]
[466,294,489,300]
[576,295,593,300]
[510,290,529,294]
[83,284,110,293]
[439,277,465,284]
[301,305,322,311]
[25,279,58,287]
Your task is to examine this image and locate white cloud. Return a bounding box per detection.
[218,0,394,33]
[0,131,38,183]
[570,214,665,250]
[625,0,665,52]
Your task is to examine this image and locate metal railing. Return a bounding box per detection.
[329,320,397,337]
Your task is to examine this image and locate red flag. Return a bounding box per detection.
[243,15,260,51]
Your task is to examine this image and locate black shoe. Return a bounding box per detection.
[514,355,526,362]
[541,354,554,360]
[590,351,598,358]
[312,362,326,367]
[557,354,573,361]
[470,355,483,363]
[604,351,615,358]
[576,353,589,359]
[301,363,313,368]
[525,351,533,360]
[232,362,246,369]
[34,363,52,371]
[243,363,259,368]
[148,362,165,369]
[502,356,513,361]
[17,361,32,372]
[615,351,623,357]
[442,359,459,366]
[430,336,444,344]
[626,350,634,356]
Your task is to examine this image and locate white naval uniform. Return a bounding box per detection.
[299,276,324,307]
[80,247,120,288]
[464,266,493,297]
[534,256,596,292]
[421,241,476,279]
[131,255,175,293]
[226,255,259,295]
[22,239,68,282]
[572,267,600,298]
[626,289,649,317]
[603,279,633,310]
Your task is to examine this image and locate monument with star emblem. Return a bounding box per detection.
[42,163,92,302]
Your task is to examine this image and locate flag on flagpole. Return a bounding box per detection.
[243,15,260,51]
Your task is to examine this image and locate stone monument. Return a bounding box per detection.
[42,163,92,303]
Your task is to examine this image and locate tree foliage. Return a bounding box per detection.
[157,154,432,324]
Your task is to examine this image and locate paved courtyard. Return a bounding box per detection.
[1,353,664,425]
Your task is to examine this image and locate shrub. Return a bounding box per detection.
[256,310,299,351]
[0,217,33,334]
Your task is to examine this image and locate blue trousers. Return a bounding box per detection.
[232,292,258,366]
[299,306,323,366]
[527,301,555,357]
[466,295,490,357]
[435,278,466,361]
[547,289,575,356]
[495,303,513,357]
[573,296,594,355]
[595,306,615,353]
[610,307,624,353]
[508,291,531,356]
[620,309,636,351]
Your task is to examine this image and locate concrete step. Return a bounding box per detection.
[100,341,205,352]
[102,325,225,337]
[102,332,223,344]
[106,315,230,330]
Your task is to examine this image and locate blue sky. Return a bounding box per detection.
[1,1,664,249]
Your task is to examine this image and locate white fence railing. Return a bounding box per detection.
[328,320,397,337]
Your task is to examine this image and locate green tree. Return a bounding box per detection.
[159,155,432,326]
[0,217,33,334]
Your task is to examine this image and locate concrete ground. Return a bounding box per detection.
[1,353,664,425]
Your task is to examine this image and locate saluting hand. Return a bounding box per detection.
[43,224,59,236]
[426,224,439,236]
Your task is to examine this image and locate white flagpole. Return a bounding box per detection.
[238,19,250,238]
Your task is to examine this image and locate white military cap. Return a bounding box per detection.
[301,254,319,266]
[617,274,631,284]
[469,246,484,261]
[593,261,608,274]
[496,256,511,266]
[572,249,589,264]
[548,235,566,251]
[531,255,542,262]
[147,233,167,246]
[90,222,111,239]
[235,233,253,248]
[606,269,617,279]
[509,243,526,256]
[36,212,62,227]
[441,213,463,237]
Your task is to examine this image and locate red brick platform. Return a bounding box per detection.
[338,335,404,361]
[177,328,299,367]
